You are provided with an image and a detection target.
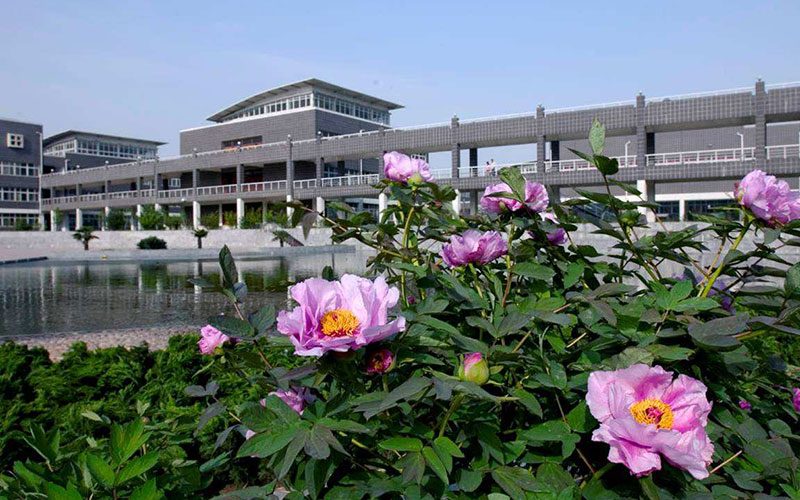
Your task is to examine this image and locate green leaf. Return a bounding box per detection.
[86,454,115,488]
[304,426,331,460]
[249,305,275,335]
[521,420,570,442]
[400,451,425,485]
[513,263,555,282]
[785,263,800,296]
[237,425,298,458]
[422,446,448,483]
[117,452,159,485]
[498,167,527,202]
[456,469,483,492]
[218,245,238,290]
[566,401,596,433]
[43,482,83,500]
[197,402,226,431]
[594,155,619,176]
[208,316,256,339]
[110,420,148,466]
[491,466,538,500]
[130,478,161,500]
[646,344,693,362]
[379,437,423,452]
[81,410,104,422]
[433,436,464,458]
[564,261,585,288]
[589,118,605,155]
[673,297,720,312]
[688,315,746,350]
[510,388,543,418]
[278,429,308,479]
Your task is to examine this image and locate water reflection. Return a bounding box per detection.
[0,249,369,338]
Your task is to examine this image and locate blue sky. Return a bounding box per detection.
[2,0,798,158]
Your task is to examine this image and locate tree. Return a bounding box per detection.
[72,227,98,251]
[52,207,64,230]
[193,228,208,249]
[138,205,165,230]
[105,208,127,230]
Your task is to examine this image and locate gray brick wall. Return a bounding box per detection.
[0,119,42,212]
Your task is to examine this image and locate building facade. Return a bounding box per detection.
[0,118,42,229]
[37,78,800,229]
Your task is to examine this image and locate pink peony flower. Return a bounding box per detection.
[366,348,394,374]
[792,388,800,413]
[277,275,406,357]
[268,387,315,415]
[586,364,714,479]
[441,230,508,267]
[735,170,800,226]
[458,352,489,385]
[540,212,568,246]
[198,324,230,355]
[480,181,549,214]
[383,151,433,184]
[738,400,751,410]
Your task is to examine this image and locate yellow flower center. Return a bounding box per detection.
[320,309,360,338]
[630,399,674,430]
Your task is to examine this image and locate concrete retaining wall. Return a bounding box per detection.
[0,226,335,251]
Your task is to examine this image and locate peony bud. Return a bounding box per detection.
[198,324,230,355]
[738,400,751,410]
[366,349,395,374]
[458,352,489,385]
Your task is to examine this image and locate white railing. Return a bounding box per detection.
[648,86,753,103]
[79,193,105,202]
[196,184,238,196]
[240,180,287,193]
[108,189,153,200]
[646,147,754,167]
[766,144,800,159]
[430,168,453,179]
[458,162,537,178]
[293,179,317,189]
[547,100,636,114]
[158,188,194,199]
[320,174,379,188]
[545,155,636,173]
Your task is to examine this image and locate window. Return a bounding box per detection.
[656,201,680,221]
[168,178,181,188]
[0,187,38,202]
[222,136,263,149]
[7,133,24,149]
[0,162,38,176]
[0,213,37,228]
[687,199,736,220]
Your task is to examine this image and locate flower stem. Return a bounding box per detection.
[700,219,751,298]
[501,226,515,308]
[437,394,465,438]
[400,204,417,307]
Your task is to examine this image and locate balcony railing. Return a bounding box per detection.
[197,184,238,196]
[646,147,754,167]
[458,162,538,178]
[240,180,287,193]
[108,190,149,200]
[158,188,195,199]
[766,144,800,159]
[319,174,379,188]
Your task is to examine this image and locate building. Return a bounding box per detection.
[42,131,165,229]
[0,118,42,230]
[38,78,800,229]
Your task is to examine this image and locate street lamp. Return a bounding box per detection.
[736,132,744,159]
[624,141,631,166]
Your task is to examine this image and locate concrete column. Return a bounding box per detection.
[316,157,324,186]
[236,198,245,228]
[637,179,656,223]
[154,173,161,196]
[136,204,143,230]
[452,189,461,215]
[262,201,268,224]
[75,208,83,230]
[536,105,545,171]
[470,190,479,215]
[286,136,294,218]
[154,203,162,212]
[103,206,110,231]
[236,164,243,190]
[76,184,82,196]
[636,93,646,168]
[678,198,687,222]
[316,196,325,215]
[218,203,223,227]
[50,210,56,232]
[451,116,460,178]
[378,192,388,222]
[547,185,561,204]
[755,79,766,167]
[192,201,200,229]
[286,194,294,220]
[192,169,199,195]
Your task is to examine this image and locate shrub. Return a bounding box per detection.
[239,208,263,229]
[223,211,237,227]
[199,213,219,229]
[137,236,167,249]
[13,218,34,231]
[105,208,127,230]
[138,205,164,230]
[165,213,185,230]
[187,121,800,499]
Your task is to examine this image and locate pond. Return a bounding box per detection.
[0,249,370,338]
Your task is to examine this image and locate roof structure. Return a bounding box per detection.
[43,130,166,147]
[206,78,403,122]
